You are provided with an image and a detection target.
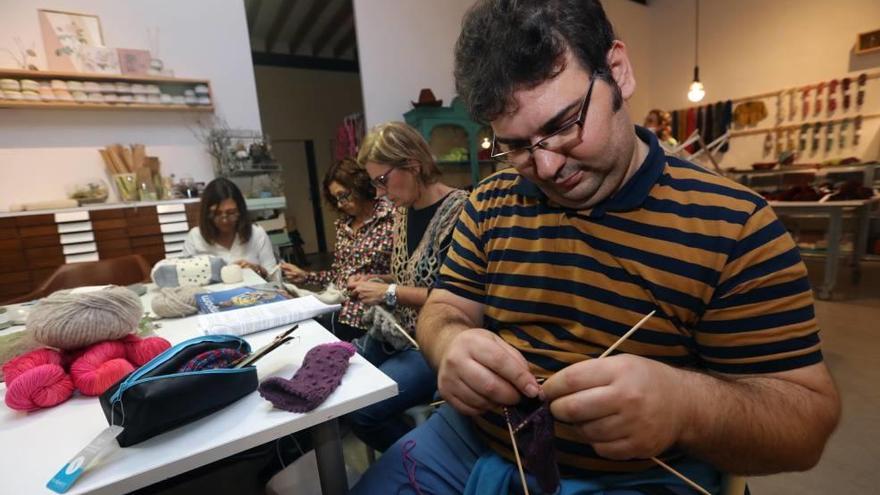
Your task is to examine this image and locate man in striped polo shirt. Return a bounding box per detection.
[350,1,840,494]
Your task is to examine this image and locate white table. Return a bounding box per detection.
[0,274,397,495]
[770,197,879,299]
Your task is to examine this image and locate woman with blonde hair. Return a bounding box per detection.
[347,121,468,452]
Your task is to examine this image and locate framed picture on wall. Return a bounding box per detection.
[38,9,106,72]
[117,48,152,75]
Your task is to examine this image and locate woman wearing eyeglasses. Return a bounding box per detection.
[280,158,394,341]
[346,121,469,452]
[181,177,276,277]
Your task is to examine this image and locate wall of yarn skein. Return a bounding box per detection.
[642,0,880,170]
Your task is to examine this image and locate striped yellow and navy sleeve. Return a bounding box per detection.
[436,179,494,302]
[695,201,823,374]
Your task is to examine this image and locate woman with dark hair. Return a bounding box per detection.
[281,158,394,341]
[182,177,276,276]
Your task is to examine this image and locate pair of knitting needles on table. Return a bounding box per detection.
[431,310,711,495]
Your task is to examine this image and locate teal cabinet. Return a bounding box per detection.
[404,97,494,188]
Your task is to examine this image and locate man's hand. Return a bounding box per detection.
[437,328,542,416]
[280,262,307,283]
[542,354,690,460]
[347,273,377,288]
[349,280,387,305]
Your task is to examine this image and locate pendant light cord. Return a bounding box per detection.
[694,0,699,68]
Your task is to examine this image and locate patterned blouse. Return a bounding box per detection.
[303,199,394,329]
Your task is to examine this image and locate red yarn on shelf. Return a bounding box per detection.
[2,348,63,384]
[69,341,135,396]
[4,364,75,411]
[123,334,171,367]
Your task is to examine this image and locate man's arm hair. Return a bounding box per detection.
[417,288,485,369]
[679,363,840,474]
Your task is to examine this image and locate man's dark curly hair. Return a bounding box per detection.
[454,0,624,124]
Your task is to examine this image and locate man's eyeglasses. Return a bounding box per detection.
[490,76,596,166]
[370,164,415,189]
[333,191,353,205]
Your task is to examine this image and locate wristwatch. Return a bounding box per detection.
[384,283,398,308]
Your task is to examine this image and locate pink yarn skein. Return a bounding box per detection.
[122,334,171,366]
[3,349,75,411]
[69,341,135,396]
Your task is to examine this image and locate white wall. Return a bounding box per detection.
[646,0,880,169]
[353,0,477,128]
[253,65,364,254]
[0,0,261,210]
[353,0,879,168]
[352,0,652,128]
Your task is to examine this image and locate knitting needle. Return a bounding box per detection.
[505,408,531,495]
[232,324,299,368]
[650,457,711,495]
[598,310,655,359]
[590,312,712,495]
[375,306,420,350]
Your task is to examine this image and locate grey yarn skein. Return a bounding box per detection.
[150,286,202,318]
[27,286,144,350]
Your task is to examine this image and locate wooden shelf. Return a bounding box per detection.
[0,68,213,113]
[0,100,213,112]
[0,67,209,85]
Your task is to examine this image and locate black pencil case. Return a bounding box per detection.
[99,334,258,447]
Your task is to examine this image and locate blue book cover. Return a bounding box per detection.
[195,285,291,314]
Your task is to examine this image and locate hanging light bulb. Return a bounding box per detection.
[686,0,705,103]
[481,137,491,149]
[688,66,705,102]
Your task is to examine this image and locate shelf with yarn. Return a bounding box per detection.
[0,67,214,113]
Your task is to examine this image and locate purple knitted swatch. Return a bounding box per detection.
[506,397,560,494]
[258,342,356,413]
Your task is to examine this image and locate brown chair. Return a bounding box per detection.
[2,254,152,304]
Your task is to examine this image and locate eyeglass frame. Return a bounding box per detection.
[210,208,240,220]
[370,163,417,189]
[333,190,354,205]
[490,74,597,165]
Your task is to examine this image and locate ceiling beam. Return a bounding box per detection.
[246,0,264,34]
[252,51,359,72]
[264,0,298,53]
[288,0,331,55]
[311,2,353,57]
[332,24,356,59]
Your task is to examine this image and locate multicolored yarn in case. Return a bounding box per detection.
[258,342,356,413]
[179,348,247,372]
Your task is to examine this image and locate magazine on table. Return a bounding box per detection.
[195,284,291,314]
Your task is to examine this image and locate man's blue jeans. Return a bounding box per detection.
[348,335,438,452]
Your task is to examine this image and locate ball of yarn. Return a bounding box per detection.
[122,335,171,366]
[69,341,135,396]
[150,286,201,318]
[221,264,243,284]
[5,363,75,411]
[27,286,143,350]
[2,348,63,384]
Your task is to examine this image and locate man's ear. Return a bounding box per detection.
[606,40,636,100]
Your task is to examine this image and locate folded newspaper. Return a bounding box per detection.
[198,295,340,336]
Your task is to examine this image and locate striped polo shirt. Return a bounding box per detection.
[435,125,823,477]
